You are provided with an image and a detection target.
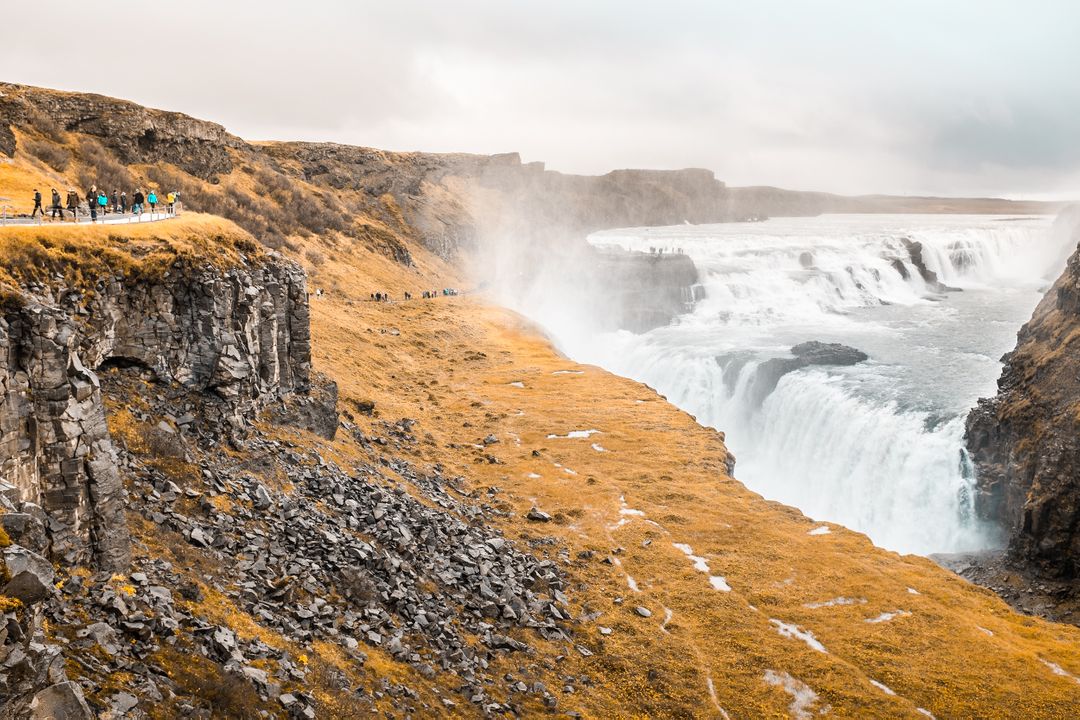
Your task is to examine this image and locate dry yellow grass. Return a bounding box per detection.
[0,213,264,297]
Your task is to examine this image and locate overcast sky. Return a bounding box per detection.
[5,0,1079,198]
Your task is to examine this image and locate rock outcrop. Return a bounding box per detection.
[966,206,1080,578]
[753,341,869,403]
[0,253,314,572]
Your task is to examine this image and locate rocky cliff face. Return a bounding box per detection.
[966,206,1080,578]
[0,83,244,180]
[0,254,312,573]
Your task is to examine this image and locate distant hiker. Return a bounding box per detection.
[132,188,144,215]
[120,191,128,213]
[87,186,98,222]
[97,191,108,215]
[31,189,44,218]
[66,189,78,219]
[147,189,158,214]
[50,189,63,220]
[166,191,176,214]
[111,190,119,213]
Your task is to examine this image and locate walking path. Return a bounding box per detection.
[0,211,178,227]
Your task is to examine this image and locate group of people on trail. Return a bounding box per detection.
[369,288,459,303]
[28,185,179,222]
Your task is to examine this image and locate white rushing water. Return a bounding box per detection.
[545,214,1072,555]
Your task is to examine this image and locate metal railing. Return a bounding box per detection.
[1,200,183,226]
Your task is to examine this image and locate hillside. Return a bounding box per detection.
[1,83,1079,719]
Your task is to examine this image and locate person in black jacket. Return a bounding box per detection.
[66,189,79,219]
[49,189,63,220]
[86,186,98,222]
[31,189,44,218]
[132,189,145,216]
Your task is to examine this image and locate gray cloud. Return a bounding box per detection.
[4,0,1079,197]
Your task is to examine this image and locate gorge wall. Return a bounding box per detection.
[966,206,1080,578]
[0,251,313,571]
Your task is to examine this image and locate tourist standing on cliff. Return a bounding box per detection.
[50,189,63,220]
[30,189,44,219]
[86,186,98,222]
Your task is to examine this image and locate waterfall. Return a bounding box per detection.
[547,214,1068,555]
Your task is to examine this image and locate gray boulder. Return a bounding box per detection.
[29,681,93,719]
[2,546,55,604]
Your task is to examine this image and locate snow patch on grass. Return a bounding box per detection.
[762,670,822,720]
[508,381,525,388]
[869,679,896,696]
[865,610,911,624]
[1041,659,1080,685]
[705,675,730,718]
[803,597,866,609]
[769,619,827,653]
[808,525,831,536]
[672,543,731,592]
[547,429,600,439]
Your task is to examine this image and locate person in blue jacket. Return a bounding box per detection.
[147,189,158,215]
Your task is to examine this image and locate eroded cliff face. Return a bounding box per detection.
[966,206,1080,578]
[0,254,312,572]
[0,82,244,180]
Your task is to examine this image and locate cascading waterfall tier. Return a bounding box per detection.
[551,214,1069,555]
